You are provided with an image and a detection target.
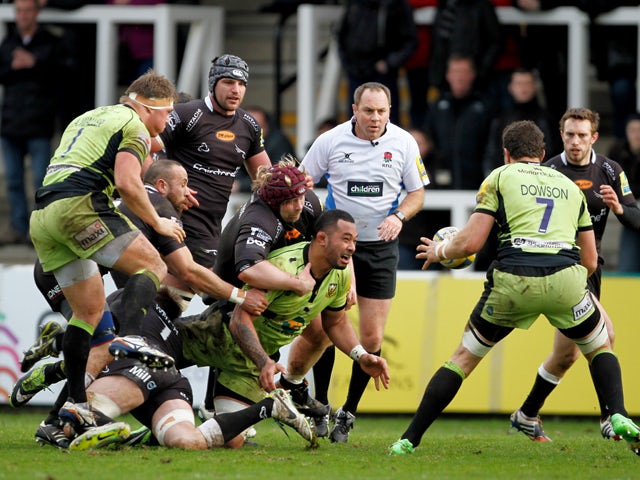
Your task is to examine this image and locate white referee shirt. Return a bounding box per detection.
[302,119,429,242]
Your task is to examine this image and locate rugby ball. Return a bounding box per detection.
[432,226,475,270]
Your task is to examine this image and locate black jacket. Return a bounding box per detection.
[0,25,61,139]
[429,0,501,91]
[483,98,562,175]
[337,0,417,79]
[426,90,491,190]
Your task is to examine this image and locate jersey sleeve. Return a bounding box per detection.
[301,134,331,184]
[474,167,501,216]
[615,162,637,206]
[159,110,182,155]
[120,118,151,165]
[577,193,593,231]
[402,135,430,191]
[245,114,266,160]
[234,206,280,274]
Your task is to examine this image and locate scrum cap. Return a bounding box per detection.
[258,164,307,210]
[208,54,249,92]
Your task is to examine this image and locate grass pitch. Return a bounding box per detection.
[0,409,637,480]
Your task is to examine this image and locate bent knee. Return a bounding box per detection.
[163,432,207,450]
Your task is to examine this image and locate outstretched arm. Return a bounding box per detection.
[321,309,390,390]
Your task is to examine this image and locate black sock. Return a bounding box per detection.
[46,383,70,425]
[520,373,558,418]
[343,349,380,415]
[118,271,158,336]
[401,366,463,448]
[589,351,627,417]
[54,332,64,353]
[215,398,274,443]
[312,346,335,405]
[204,368,218,410]
[43,360,67,385]
[61,325,91,403]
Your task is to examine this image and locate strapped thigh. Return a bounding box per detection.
[462,315,513,358]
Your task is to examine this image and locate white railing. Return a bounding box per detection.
[0,4,224,106]
[296,5,640,157]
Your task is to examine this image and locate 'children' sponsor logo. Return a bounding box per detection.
[348,181,383,196]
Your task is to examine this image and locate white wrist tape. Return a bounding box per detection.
[435,242,449,260]
[229,287,245,305]
[349,345,367,362]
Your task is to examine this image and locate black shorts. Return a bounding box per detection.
[587,264,602,299]
[352,239,398,299]
[98,359,193,428]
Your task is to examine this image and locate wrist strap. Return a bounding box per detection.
[229,287,245,305]
[349,345,367,362]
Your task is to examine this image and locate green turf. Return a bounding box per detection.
[0,410,637,480]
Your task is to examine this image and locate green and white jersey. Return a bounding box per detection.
[177,241,350,402]
[475,162,593,267]
[253,242,350,356]
[39,104,151,199]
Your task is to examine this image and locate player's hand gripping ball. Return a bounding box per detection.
[432,226,475,270]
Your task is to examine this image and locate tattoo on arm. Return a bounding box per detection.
[231,322,270,369]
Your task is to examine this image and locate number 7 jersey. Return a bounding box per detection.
[474,162,593,267]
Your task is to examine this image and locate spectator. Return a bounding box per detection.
[336,0,418,126]
[425,53,492,190]
[305,117,339,189]
[610,113,640,272]
[514,0,568,124]
[0,0,62,245]
[397,127,439,270]
[483,68,561,175]
[305,117,339,154]
[108,0,165,85]
[234,106,296,192]
[588,3,638,139]
[488,0,523,115]
[404,0,437,128]
[428,0,501,100]
[38,0,105,126]
[515,0,638,133]
[246,106,295,162]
